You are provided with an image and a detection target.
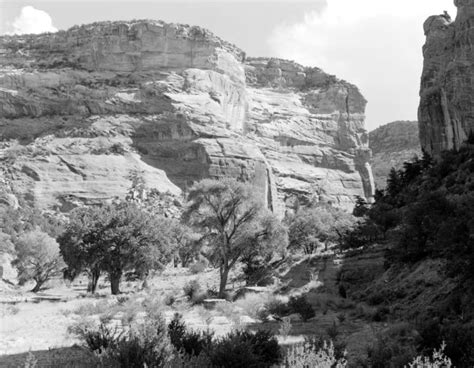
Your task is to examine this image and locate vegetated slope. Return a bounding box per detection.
[369,121,421,189]
[0,20,374,216]
[340,140,474,367]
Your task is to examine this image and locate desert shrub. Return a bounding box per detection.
[189,259,207,274]
[77,313,173,368]
[282,340,347,368]
[372,306,390,322]
[366,325,418,368]
[287,295,315,321]
[183,279,201,300]
[233,292,273,319]
[408,343,452,368]
[210,330,281,368]
[326,321,339,341]
[169,315,281,367]
[279,317,292,339]
[183,279,207,304]
[164,293,176,306]
[417,320,474,367]
[265,297,291,317]
[168,313,213,357]
[109,143,126,155]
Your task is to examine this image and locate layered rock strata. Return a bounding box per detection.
[419,0,474,156]
[0,20,374,214]
[369,121,421,188]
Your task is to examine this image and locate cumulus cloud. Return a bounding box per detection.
[10,6,57,35]
[268,0,456,129]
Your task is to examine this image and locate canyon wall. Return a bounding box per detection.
[369,121,421,189]
[419,0,474,156]
[0,20,374,214]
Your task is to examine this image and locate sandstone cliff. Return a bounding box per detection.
[419,0,474,156]
[369,121,421,189]
[0,20,374,214]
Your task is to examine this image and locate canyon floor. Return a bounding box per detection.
[0,251,384,367]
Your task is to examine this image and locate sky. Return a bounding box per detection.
[0,0,457,131]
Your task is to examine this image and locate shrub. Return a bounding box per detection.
[168,313,213,357]
[210,330,281,368]
[169,315,281,367]
[183,279,201,300]
[287,295,315,321]
[189,259,207,274]
[408,343,452,368]
[265,297,291,317]
[282,340,347,368]
[279,317,292,339]
[78,313,173,368]
[164,293,176,306]
[366,329,417,368]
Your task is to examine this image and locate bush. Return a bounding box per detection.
[265,298,291,317]
[163,293,176,307]
[210,330,281,368]
[283,340,347,368]
[287,295,315,321]
[408,343,452,368]
[168,313,213,357]
[78,313,173,368]
[189,260,207,274]
[169,314,281,368]
[183,279,201,300]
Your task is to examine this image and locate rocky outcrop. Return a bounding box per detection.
[0,20,374,214]
[369,121,421,188]
[419,1,474,157]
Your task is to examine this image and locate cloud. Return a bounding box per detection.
[268,0,456,129]
[10,6,57,35]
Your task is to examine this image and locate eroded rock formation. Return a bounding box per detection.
[369,121,421,188]
[0,20,374,214]
[419,0,474,156]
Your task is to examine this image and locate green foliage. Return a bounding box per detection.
[59,201,176,294]
[12,229,65,292]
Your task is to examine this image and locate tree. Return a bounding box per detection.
[289,205,356,254]
[183,178,285,298]
[353,196,369,217]
[59,202,176,294]
[167,219,202,267]
[12,229,65,292]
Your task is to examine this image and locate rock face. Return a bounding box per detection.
[419,1,474,157]
[0,20,374,214]
[369,121,421,189]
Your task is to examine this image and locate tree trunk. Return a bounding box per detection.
[110,271,122,295]
[31,279,44,293]
[87,268,100,294]
[218,266,229,299]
